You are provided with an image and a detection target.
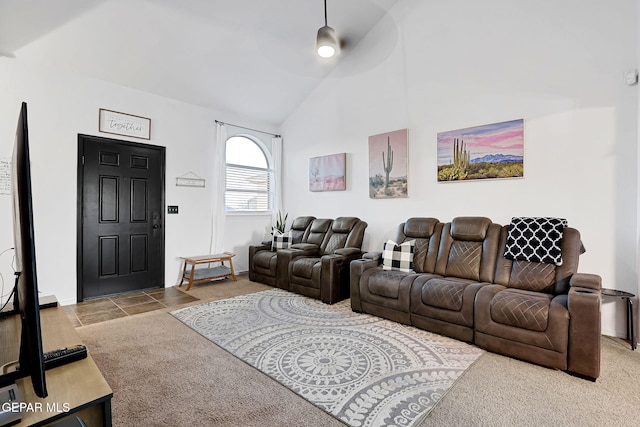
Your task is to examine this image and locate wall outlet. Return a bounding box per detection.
[167,205,179,214]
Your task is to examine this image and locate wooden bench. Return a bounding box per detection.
[179,252,237,291]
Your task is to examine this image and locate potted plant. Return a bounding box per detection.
[272,211,288,235]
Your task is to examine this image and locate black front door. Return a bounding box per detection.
[77,134,165,300]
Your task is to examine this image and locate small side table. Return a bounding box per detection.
[179,252,237,291]
[601,288,636,350]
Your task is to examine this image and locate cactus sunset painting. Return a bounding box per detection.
[369,129,408,198]
[437,119,524,182]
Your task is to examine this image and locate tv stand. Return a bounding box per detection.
[0,295,58,320]
[0,304,112,426]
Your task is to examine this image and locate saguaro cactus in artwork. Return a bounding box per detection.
[453,138,470,173]
[382,137,394,188]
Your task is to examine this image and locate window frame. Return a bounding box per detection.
[224,134,273,215]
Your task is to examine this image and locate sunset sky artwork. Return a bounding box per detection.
[437,119,524,166]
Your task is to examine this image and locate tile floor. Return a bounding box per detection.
[63,286,199,327]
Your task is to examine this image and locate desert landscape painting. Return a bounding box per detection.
[309,153,346,192]
[369,129,408,199]
[437,119,524,182]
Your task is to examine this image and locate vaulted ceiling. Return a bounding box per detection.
[0,0,400,127]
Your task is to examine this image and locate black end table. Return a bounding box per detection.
[601,288,637,350]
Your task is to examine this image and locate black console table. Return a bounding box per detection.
[601,288,637,351]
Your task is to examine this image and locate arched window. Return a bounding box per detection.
[225,135,272,212]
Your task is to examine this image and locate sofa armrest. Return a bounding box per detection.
[349,257,381,312]
[248,244,273,281]
[570,273,602,291]
[291,242,321,252]
[567,285,601,379]
[320,253,358,304]
[363,251,382,262]
[334,247,362,257]
[249,243,271,254]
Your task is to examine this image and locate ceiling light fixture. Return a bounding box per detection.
[316,0,339,58]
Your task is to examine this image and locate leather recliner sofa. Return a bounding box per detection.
[278,217,368,304]
[248,216,315,286]
[351,216,601,379]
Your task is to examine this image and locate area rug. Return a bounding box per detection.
[171,289,483,427]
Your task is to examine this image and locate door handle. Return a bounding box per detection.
[153,224,160,229]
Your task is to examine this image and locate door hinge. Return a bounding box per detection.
[81,155,85,165]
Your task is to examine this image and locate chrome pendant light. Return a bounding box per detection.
[317,0,339,58]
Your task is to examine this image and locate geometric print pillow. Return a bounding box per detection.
[271,230,293,251]
[503,217,568,265]
[382,240,415,272]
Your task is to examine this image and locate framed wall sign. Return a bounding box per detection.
[176,172,206,188]
[99,108,151,140]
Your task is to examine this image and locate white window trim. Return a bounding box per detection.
[224,134,274,216]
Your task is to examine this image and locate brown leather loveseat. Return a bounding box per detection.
[249,216,368,304]
[350,216,601,379]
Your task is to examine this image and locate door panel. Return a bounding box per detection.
[78,134,165,300]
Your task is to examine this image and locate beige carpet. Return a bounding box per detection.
[77,276,640,426]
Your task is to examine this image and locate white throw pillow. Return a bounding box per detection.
[271,230,293,251]
[382,240,415,272]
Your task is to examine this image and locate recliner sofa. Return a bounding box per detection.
[248,216,315,286]
[249,216,368,304]
[278,217,368,304]
[351,216,601,379]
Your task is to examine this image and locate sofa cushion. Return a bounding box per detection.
[332,216,359,233]
[503,217,567,265]
[450,216,491,241]
[445,241,482,281]
[254,250,276,269]
[508,260,556,292]
[272,230,292,250]
[489,289,553,332]
[382,240,415,272]
[368,270,408,299]
[404,218,438,238]
[420,278,466,311]
[291,257,320,279]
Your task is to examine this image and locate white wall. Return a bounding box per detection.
[281,0,638,338]
[0,60,273,305]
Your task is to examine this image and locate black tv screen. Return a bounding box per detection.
[1,102,48,398]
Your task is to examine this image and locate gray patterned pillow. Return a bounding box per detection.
[504,217,567,265]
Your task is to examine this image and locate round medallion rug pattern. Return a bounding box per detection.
[172,289,483,427]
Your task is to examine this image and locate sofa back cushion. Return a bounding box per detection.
[305,218,333,247]
[435,217,501,282]
[494,225,583,294]
[322,217,367,255]
[291,216,315,244]
[390,218,442,273]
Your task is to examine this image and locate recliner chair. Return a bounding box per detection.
[248,216,315,286]
[351,217,443,325]
[410,217,501,342]
[281,217,367,304]
[474,225,601,379]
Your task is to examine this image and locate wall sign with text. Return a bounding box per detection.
[99,109,151,140]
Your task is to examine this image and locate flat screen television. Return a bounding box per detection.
[0,102,48,398]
